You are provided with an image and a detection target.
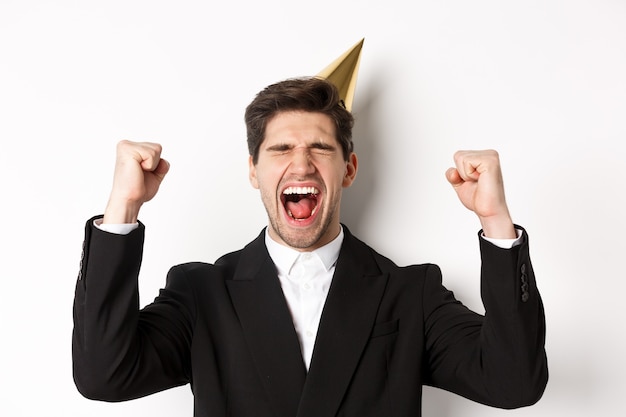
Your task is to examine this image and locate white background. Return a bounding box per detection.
[1,0,625,416]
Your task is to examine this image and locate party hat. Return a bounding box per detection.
[317,38,364,112]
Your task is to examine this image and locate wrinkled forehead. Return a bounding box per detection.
[262,111,338,145]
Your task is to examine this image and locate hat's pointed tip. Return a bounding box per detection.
[316,38,365,112]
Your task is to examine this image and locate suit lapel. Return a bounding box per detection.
[226,232,306,417]
[297,229,389,417]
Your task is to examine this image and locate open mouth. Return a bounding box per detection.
[282,186,319,221]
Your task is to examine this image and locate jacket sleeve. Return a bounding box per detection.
[72,216,195,401]
[422,227,548,409]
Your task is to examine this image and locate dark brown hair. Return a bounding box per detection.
[245,77,354,164]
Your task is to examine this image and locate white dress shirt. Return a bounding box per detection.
[264,229,343,370]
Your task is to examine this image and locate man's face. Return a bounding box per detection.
[249,110,358,251]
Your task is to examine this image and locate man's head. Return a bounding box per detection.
[245,77,354,164]
[246,77,358,251]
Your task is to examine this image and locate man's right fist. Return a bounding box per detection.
[103,140,170,224]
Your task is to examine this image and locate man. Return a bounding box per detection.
[73,76,547,416]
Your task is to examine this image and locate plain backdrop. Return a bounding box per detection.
[1,1,625,416]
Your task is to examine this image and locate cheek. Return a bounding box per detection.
[328,164,349,186]
[265,164,290,186]
[254,170,281,198]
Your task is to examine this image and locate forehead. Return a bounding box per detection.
[264,111,336,144]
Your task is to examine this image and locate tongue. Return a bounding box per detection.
[286,197,316,219]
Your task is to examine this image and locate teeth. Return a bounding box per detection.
[283,186,319,195]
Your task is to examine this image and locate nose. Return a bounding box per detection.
[288,147,316,176]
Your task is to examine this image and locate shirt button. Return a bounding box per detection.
[306,330,314,338]
[303,283,311,290]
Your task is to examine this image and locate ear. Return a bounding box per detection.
[248,156,259,189]
[342,152,358,187]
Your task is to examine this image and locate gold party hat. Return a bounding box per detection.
[317,38,364,112]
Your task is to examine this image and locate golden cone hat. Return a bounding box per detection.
[316,38,364,112]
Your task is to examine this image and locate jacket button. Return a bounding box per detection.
[520,263,529,302]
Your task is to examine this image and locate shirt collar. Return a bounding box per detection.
[265,227,344,275]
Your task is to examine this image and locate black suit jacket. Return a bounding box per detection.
[73,217,547,417]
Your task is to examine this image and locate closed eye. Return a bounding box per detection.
[265,142,336,154]
[311,142,335,152]
[309,142,337,155]
[265,143,293,154]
